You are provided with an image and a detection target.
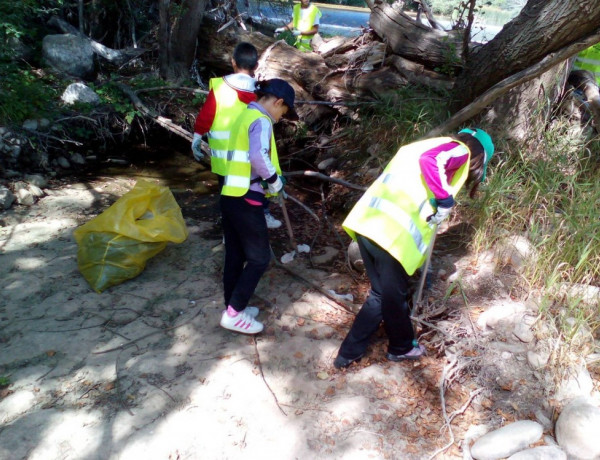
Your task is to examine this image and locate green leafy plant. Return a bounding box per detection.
[0,64,58,124]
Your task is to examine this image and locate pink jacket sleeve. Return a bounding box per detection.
[418,142,469,200]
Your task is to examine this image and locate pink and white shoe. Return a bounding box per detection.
[220,310,263,334]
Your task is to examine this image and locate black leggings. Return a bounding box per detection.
[338,234,415,358]
[220,195,271,312]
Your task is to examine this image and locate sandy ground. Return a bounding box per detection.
[1,172,579,459]
[0,175,437,459]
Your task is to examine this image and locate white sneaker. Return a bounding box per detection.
[265,213,282,229]
[220,310,264,334]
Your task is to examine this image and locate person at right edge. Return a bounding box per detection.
[333,129,495,369]
[219,79,296,334]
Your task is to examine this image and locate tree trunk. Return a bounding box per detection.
[368,1,463,72]
[158,0,171,80]
[454,0,600,108]
[159,0,209,82]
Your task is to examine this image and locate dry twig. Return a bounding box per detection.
[253,337,287,416]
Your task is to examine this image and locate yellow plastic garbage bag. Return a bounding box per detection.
[73,179,189,292]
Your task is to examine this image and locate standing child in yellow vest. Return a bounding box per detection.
[275,0,322,52]
[192,42,282,228]
[334,129,495,368]
[219,79,296,334]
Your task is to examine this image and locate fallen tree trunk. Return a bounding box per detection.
[197,17,452,126]
[368,0,463,71]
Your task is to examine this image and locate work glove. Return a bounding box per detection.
[191,133,204,162]
[275,27,285,34]
[267,175,284,195]
[428,206,452,225]
[292,29,301,36]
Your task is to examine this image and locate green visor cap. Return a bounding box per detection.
[459,128,495,180]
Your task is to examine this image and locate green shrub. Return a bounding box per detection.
[0,63,58,124]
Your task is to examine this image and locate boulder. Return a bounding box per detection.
[42,34,95,80]
[471,420,544,460]
[61,82,100,105]
[555,397,600,459]
[0,186,15,210]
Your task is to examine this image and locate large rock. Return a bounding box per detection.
[0,185,15,210]
[42,34,95,80]
[61,82,100,105]
[471,420,544,460]
[555,397,600,459]
[507,445,566,459]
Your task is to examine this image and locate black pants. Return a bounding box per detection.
[338,234,415,358]
[220,195,271,312]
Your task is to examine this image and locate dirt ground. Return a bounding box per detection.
[0,162,581,459]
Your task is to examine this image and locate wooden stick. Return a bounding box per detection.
[253,337,287,416]
[278,194,297,250]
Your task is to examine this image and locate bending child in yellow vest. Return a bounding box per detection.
[192,42,282,228]
[334,129,495,368]
[219,79,297,334]
[275,0,322,52]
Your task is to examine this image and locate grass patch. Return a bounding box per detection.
[469,122,599,343]
[341,85,449,167]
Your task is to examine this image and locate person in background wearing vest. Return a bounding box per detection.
[219,79,296,334]
[333,129,495,369]
[191,42,283,229]
[572,42,600,86]
[275,0,322,52]
[569,42,600,131]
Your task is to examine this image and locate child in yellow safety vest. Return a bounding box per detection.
[192,42,283,229]
[218,79,297,335]
[334,129,495,369]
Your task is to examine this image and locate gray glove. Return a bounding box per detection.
[191,133,204,162]
[275,27,285,34]
[267,176,284,195]
[292,29,301,36]
[428,206,452,225]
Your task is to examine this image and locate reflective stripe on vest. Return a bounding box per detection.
[209,77,249,176]
[343,137,470,276]
[292,4,320,52]
[221,108,280,197]
[573,43,600,86]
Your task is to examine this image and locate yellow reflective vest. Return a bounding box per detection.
[221,107,281,197]
[208,77,249,176]
[573,43,600,86]
[343,137,470,276]
[292,3,321,52]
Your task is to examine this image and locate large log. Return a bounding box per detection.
[368,0,463,71]
[196,17,451,125]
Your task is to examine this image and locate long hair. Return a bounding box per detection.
[452,132,485,198]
